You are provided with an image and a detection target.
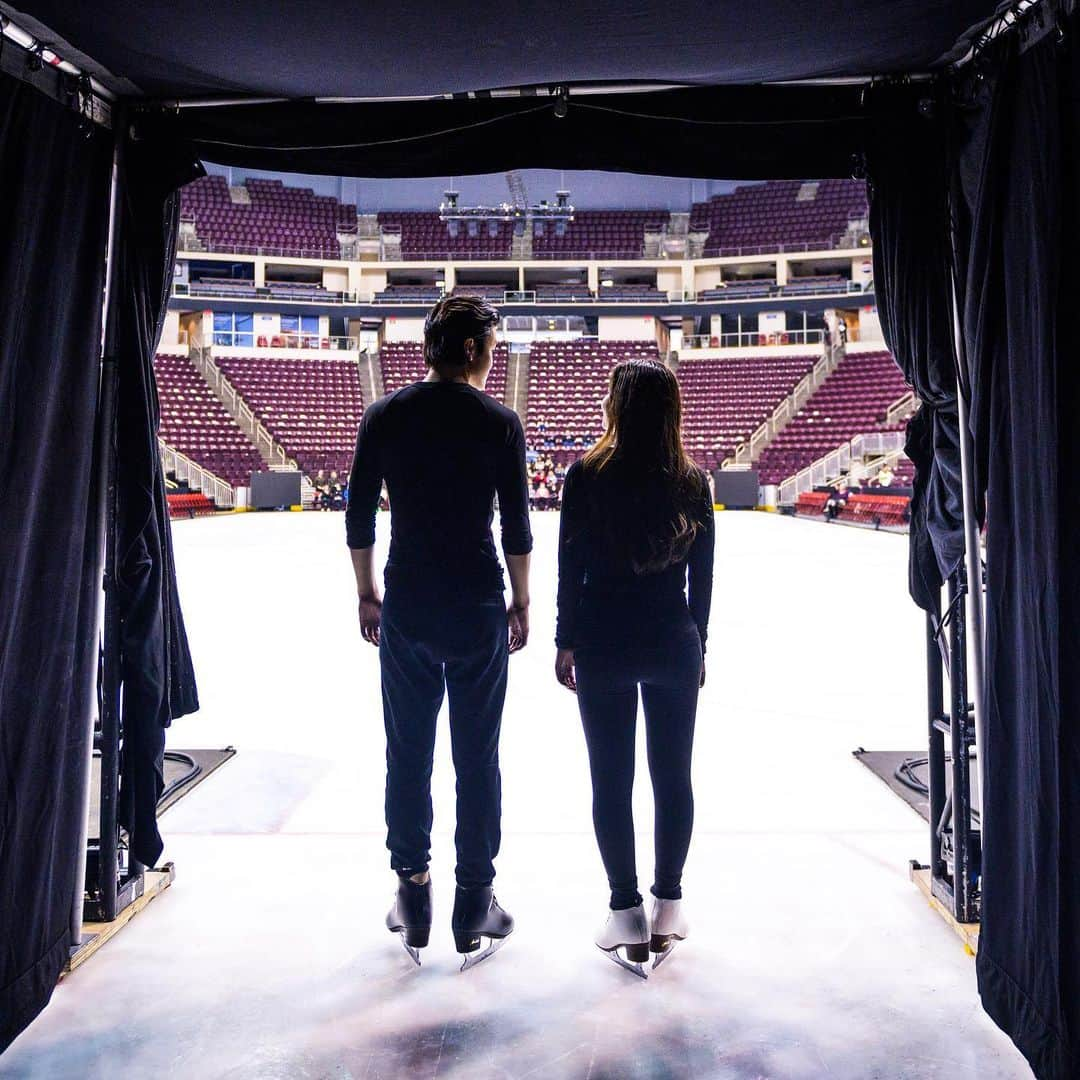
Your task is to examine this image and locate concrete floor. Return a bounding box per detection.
[2,511,1031,1079]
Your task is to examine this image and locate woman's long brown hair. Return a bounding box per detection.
[580,358,706,573]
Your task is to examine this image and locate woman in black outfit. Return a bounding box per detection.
[555,359,714,977]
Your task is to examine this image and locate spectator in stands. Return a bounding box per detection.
[874,463,896,488]
[313,469,332,511]
[346,294,531,958]
[555,359,714,962]
[328,470,345,510]
[823,482,848,522]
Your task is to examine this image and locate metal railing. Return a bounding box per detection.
[681,329,826,351]
[700,235,849,258]
[192,349,293,469]
[727,346,839,467]
[777,429,908,505]
[850,431,907,460]
[209,331,358,351]
[159,440,235,508]
[177,239,348,261]
[174,283,357,304]
[694,281,866,302]
[884,390,920,427]
[376,248,651,263]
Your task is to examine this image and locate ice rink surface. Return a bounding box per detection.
[3,511,1031,1079]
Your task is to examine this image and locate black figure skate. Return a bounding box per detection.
[451,886,514,972]
[386,876,432,966]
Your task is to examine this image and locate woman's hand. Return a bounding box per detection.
[358,592,382,646]
[555,648,577,692]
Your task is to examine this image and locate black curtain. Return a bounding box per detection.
[951,14,1080,1078]
[134,84,870,181]
[112,138,203,868]
[865,82,965,612]
[0,73,112,1051]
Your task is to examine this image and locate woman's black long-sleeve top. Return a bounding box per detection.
[555,460,715,654]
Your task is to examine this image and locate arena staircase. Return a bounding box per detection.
[511,226,533,259]
[505,349,530,419]
[358,349,384,402]
[755,348,914,487]
[726,342,843,467]
[189,347,297,471]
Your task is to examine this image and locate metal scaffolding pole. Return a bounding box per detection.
[948,264,987,822]
[70,116,124,948]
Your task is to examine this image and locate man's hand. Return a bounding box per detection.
[555,648,577,692]
[507,602,529,653]
[699,660,706,689]
[358,593,382,646]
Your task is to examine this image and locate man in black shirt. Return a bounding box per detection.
[346,295,532,967]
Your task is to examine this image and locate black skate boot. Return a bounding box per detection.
[386,875,432,966]
[451,886,514,971]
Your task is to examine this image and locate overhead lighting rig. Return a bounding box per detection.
[439,189,574,223]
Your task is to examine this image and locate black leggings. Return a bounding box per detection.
[574,623,702,910]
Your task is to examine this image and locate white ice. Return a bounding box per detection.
[2,511,1031,1079]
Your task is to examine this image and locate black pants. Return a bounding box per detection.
[575,621,702,910]
[379,589,508,888]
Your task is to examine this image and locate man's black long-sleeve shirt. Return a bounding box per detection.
[555,460,715,653]
[346,380,533,601]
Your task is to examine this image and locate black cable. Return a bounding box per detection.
[160,751,201,803]
[894,753,980,822]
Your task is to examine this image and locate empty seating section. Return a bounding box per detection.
[756,351,911,484]
[699,281,776,300]
[180,175,355,257]
[187,276,257,297]
[154,354,263,486]
[678,354,819,469]
[167,492,216,518]
[378,341,508,401]
[451,285,508,299]
[533,283,593,301]
[188,276,331,301]
[597,283,667,302]
[692,179,868,255]
[374,284,443,302]
[783,274,850,294]
[838,493,910,527]
[531,210,669,259]
[795,491,830,517]
[214,357,364,478]
[378,211,512,258]
[527,340,661,462]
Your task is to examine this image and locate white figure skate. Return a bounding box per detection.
[596,904,650,979]
[649,897,688,970]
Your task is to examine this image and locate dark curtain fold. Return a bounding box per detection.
[865,82,965,612]
[951,15,1080,1079]
[0,73,112,1051]
[113,138,203,868]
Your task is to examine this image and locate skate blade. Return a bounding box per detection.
[459,934,508,972]
[598,945,648,980]
[390,929,422,967]
[651,940,678,970]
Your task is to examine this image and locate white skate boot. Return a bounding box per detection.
[649,897,688,969]
[596,904,650,979]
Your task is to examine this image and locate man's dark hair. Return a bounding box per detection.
[423,294,500,372]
